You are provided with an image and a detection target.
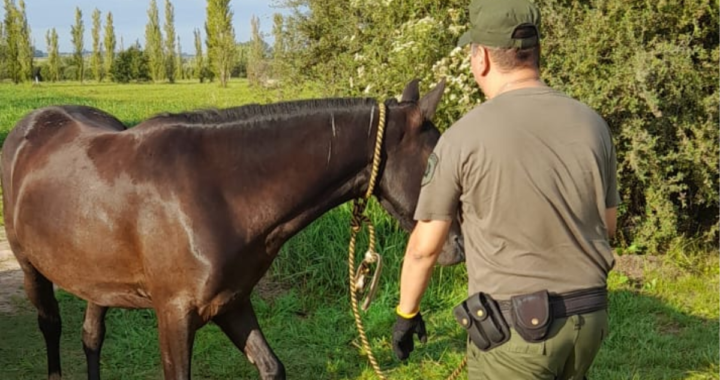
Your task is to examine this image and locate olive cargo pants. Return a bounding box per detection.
[467,310,608,380]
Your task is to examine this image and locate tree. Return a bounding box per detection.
[0,22,5,80]
[174,36,183,80]
[110,42,150,83]
[205,0,236,87]
[90,8,103,82]
[234,41,250,78]
[280,0,364,94]
[163,0,177,83]
[3,0,20,82]
[193,28,204,82]
[16,0,32,81]
[103,12,116,81]
[271,13,286,81]
[247,15,266,86]
[145,0,164,82]
[71,7,85,82]
[45,28,60,81]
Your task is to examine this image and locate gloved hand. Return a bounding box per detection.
[391,311,427,361]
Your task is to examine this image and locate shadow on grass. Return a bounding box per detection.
[592,290,719,380]
[0,271,717,380]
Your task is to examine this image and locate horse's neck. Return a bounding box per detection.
[212,108,378,244]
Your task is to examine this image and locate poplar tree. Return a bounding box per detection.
[3,0,19,82]
[145,0,164,82]
[16,0,32,81]
[104,12,116,78]
[272,13,285,80]
[71,7,85,82]
[0,22,5,80]
[163,0,176,83]
[91,8,103,82]
[193,28,204,82]
[174,36,183,80]
[46,28,60,81]
[247,15,265,86]
[205,0,236,87]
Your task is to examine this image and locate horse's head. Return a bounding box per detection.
[375,79,465,266]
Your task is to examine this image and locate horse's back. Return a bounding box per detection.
[0,106,156,307]
[2,105,125,212]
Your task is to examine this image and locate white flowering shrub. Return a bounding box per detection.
[331,2,482,132]
[283,0,719,251]
[423,46,483,132]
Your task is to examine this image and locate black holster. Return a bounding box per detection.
[452,292,510,351]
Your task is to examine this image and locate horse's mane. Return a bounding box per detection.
[147,97,382,127]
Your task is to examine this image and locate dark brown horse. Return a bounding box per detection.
[1,79,464,380]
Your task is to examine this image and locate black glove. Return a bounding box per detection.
[392,312,427,361]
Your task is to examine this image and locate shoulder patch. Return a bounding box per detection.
[422,153,438,186]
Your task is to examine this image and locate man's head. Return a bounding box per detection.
[458,0,542,94]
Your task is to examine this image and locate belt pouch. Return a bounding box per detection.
[453,292,510,351]
[510,290,552,342]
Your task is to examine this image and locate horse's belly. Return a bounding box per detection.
[25,239,151,308]
[14,185,152,308]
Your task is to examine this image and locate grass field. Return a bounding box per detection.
[0,81,717,380]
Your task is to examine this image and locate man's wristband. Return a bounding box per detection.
[396,305,419,319]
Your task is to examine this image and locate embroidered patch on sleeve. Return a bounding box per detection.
[422,153,438,186]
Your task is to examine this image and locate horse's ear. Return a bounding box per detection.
[419,77,446,120]
[401,79,420,102]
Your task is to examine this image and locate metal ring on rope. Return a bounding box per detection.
[347,101,467,380]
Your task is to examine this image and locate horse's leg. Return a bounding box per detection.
[82,302,109,380]
[155,302,200,380]
[20,263,62,380]
[213,299,285,380]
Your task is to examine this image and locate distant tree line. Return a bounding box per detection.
[0,0,282,87]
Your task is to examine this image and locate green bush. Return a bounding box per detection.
[538,0,718,252]
[110,46,151,83]
[283,0,719,253]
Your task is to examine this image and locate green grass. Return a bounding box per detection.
[0,205,717,380]
[0,81,717,379]
[0,79,322,147]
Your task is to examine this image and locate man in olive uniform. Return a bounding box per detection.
[390,0,620,378]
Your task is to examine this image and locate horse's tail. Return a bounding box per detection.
[1,107,41,236]
[1,105,126,230]
[1,107,77,230]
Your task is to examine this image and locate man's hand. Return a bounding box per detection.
[392,312,427,360]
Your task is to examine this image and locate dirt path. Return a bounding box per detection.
[0,229,23,314]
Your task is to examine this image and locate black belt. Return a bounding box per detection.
[498,287,608,323]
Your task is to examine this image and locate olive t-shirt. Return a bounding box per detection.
[415,87,619,298]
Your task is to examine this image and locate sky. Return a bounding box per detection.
[1,0,292,54]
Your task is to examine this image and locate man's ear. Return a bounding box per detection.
[478,46,490,76]
[418,78,446,120]
[401,79,420,102]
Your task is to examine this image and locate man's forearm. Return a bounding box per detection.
[396,220,450,315]
[398,248,437,315]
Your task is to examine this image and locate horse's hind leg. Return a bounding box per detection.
[82,302,109,380]
[20,263,63,380]
[213,299,286,380]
